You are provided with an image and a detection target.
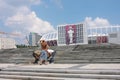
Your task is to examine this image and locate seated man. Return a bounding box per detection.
[47,49,56,63]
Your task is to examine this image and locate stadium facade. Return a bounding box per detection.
[87,25,120,44]
[40,23,120,46]
[108,32,120,45]
[40,32,57,46]
[87,25,120,35]
[57,23,88,46]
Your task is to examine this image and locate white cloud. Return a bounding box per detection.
[0,0,41,20]
[84,17,110,27]
[5,11,55,35]
[0,0,55,34]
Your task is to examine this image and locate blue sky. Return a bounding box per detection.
[39,0,120,24]
[0,0,120,44]
[34,0,120,26]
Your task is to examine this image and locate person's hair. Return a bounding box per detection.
[40,40,48,49]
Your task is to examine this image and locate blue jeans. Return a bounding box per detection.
[48,50,56,63]
[40,50,47,61]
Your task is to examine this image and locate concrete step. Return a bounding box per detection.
[1,70,120,76]
[0,75,115,80]
[55,56,120,60]
[0,78,21,80]
[0,75,63,80]
[55,60,120,63]
[0,71,120,80]
[2,68,120,74]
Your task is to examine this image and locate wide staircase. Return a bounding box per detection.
[0,43,120,80]
[0,64,120,80]
[0,48,34,64]
[54,44,120,64]
[0,44,120,64]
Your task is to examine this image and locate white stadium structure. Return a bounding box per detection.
[40,32,58,46]
[40,23,120,46]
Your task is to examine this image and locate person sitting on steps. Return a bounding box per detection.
[32,40,56,65]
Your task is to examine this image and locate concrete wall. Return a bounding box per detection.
[108,32,120,45]
[0,38,16,49]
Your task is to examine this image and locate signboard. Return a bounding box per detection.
[65,25,76,45]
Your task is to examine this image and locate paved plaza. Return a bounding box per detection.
[1,63,120,70]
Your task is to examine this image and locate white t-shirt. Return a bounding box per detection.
[47,49,54,54]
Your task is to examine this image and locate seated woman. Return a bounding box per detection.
[32,50,41,64]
